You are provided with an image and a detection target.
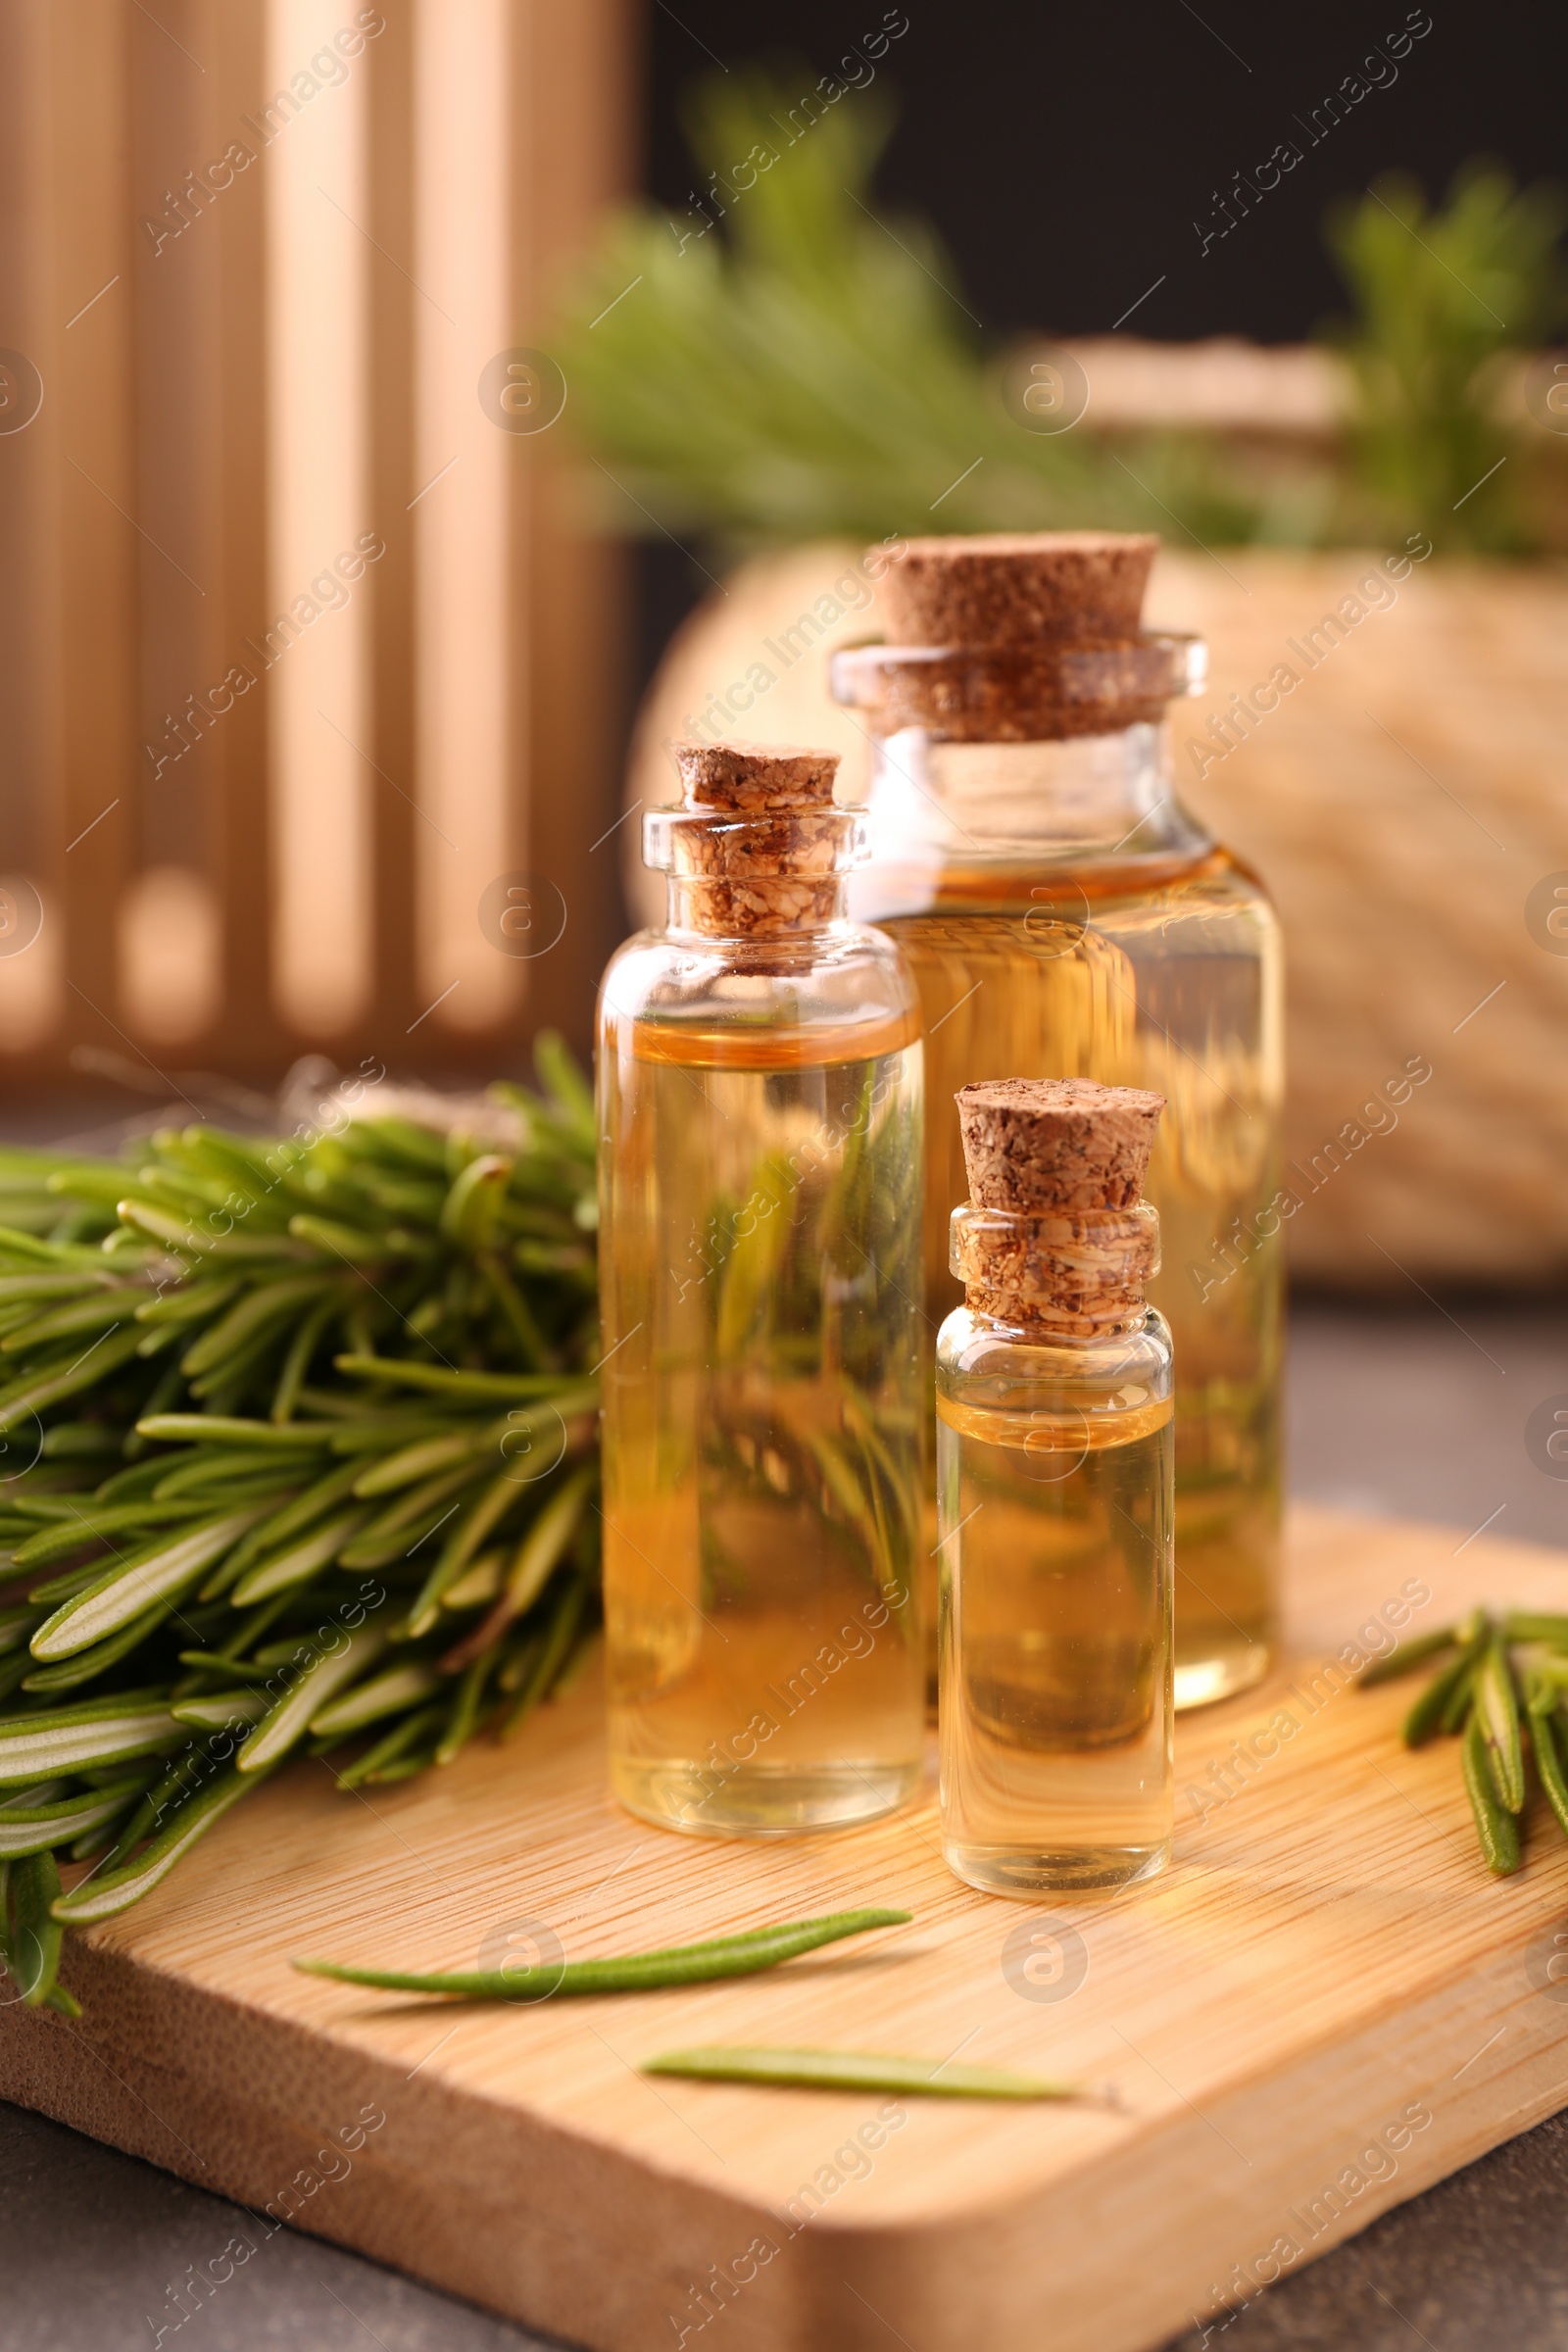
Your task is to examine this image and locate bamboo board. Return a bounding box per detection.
[5,1503,1568,2352]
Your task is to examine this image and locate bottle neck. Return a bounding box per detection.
[863,720,1209,868]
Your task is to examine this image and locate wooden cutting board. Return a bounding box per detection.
[5,1503,1568,2352]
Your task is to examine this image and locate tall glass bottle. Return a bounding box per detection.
[938,1077,1174,1893]
[597,742,925,1836]
[835,531,1282,1709]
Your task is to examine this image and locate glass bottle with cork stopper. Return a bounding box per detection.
[937,1076,1174,1894]
[596,740,925,1836]
[833,531,1282,1711]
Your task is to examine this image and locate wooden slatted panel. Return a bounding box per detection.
[514,0,637,1055]
[0,0,68,1055]
[365,0,420,1043]
[0,0,630,1092]
[211,0,278,1068]
[54,1,141,1058]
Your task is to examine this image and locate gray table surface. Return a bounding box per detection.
[4,1288,1566,2351]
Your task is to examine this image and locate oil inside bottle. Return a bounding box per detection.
[937,1383,1174,1891]
[600,1013,925,1835]
[836,559,1284,1714]
[888,844,1280,1710]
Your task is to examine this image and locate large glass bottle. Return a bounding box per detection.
[596,742,925,1835]
[835,532,1282,1709]
[937,1079,1174,1893]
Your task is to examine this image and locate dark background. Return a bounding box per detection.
[645,0,1567,343]
[632,0,1568,702]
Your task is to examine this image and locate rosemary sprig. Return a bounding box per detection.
[1363,1604,1568,1876]
[0,1040,602,2011]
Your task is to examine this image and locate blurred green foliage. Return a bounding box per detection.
[1325,165,1567,553]
[551,71,1567,558]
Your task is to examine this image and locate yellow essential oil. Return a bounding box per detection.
[936,1078,1175,1894]
[836,529,1282,1710]
[597,744,925,1836]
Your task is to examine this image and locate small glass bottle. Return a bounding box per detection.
[834,531,1282,1712]
[597,741,925,1836]
[937,1077,1174,1894]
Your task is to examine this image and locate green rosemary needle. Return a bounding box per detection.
[1356,1623,1459,1687]
[293,1907,910,1999]
[1440,1659,1481,1736]
[1460,1710,1520,1876]
[640,2047,1080,2100]
[1,1851,80,2012]
[1525,1678,1568,1839]
[1474,1633,1525,1814]
[1504,1612,1568,1645]
[1399,1612,1488,1746]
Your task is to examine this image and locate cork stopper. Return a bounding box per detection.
[877,532,1158,649]
[674,741,839,811]
[956,1078,1164,1210]
[655,741,854,938]
[834,531,1196,743]
[950,1079,1164,1331]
